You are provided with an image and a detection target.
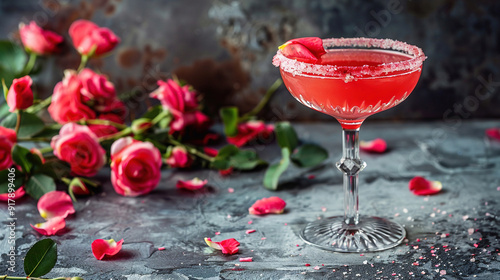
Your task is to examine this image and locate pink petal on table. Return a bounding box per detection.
[409,176,442,196]
[204,237,240,255]
[246,229,256,234]
[91,238,124,260]
[249,196,286,215]
[0,187,25,201]
[30,216,65,236]
[37,191,75,220]
[486,128,500,141]
[359,138,387,153]
[176,178,208,191]
[239,257,253,262]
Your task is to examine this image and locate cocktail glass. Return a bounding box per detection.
[273,38,426,252]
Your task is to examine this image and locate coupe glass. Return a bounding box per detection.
[273,38,426,252]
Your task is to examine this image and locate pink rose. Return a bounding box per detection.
[19,21,63,55]
[7,76,33,112]
[48,70,96,124]
[51,123,106,177]
[165,146,192,168]
[227,121,274,147]
[150,79,198,113]
[170,111,211,134]
[79,68,116,103]
[88,113,123,138]
[0,127,16,170]
[69,20,120,56]
[110,137,162,196]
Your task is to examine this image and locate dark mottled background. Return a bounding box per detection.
[0,0,499,122]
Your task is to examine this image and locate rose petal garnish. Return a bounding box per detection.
[239,257,253,262]
[409,176,442,196]
[176,178,208,191]
[486,128,500,141]
[30,216,65,236]
[360,138,387,153]
[38,191,75,220]
[279,37,326,63]
[204,237,240,255]
[91,238,124,260]
[248,196,286,215]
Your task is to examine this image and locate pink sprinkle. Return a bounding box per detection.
[239,257,253,262]
[412,262,419,266]
[228,188,234,193]
[246,229,256,234]
[435,264,440,267]
[308,175,315,179]
[158,247,165,251]
[215,232,221,235]
[248,220,253,224]
[416,238,421,242]
[413,246,419,249]
[442,245,448,248]
[284,223,288,226]
[486,212,491,216]
[440,270,446,276]
[305,264,311,267]
[392,273,397,276]
[227,214,231,218]
[497,186,500,191]
[474,243,479,248]
[441,233,447,238]
[261,237,266,240]
[431,250,435,254]
[360,254,364,256]
[313,266,320,270]
[321,206,327,212]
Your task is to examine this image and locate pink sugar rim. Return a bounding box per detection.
[273,37,426,78]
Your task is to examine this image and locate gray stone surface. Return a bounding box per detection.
[1,120,500,279]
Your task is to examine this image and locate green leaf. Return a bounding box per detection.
[220,107,239,137]
[141,105,163,119]
[228,150,267,170]
[275,122,298,152]
[215,144,239,158]
[0,168,24,194]
[263,148,290,191]
[24,174,56,200]
[291,143,329,168]
[24,239,57,277]
[0,40,27,85]
[12,145,33,174]
[1,111,45,138]
[35,159,71,180]
[0,101,9,119]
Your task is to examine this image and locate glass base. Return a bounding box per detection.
[300,216,405,252]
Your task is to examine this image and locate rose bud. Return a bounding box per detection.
[69,177,91,196]
[165,146,193,168]
[131,118,153,135]
[19,21,63,55]
[6,76,33,112]
[69,19,120,57]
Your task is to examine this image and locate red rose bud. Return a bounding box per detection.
[7,76,33,112]
[19,21,63,55]
[69,177,91,196]
[165,146,193,168]
[69,19,120,57]
[131,118,153,135]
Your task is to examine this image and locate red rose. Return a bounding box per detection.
[19,21,63,55]
[227,121,274,147]
[165,146,192,168]
[0,127,16,171]
[110,137,162,196]
[79,68,116,103]
[7,76,33,112]
[48,70,96,124]
[150,79,198,113]
[88,113,123,138]
[51,123,106,177]
[69,20,120,56]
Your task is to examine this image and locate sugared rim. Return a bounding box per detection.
[273,37,426,80]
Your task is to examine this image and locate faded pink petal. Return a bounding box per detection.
[91,238,124,260]
[0,187,25,201]
[176,178,207,191]
[486,128,500,141]
[249,196,286,215]
[239,257,253,262]
[360,138,387,153]
[30,216,65,236]
[409,176,442,196]
[204,237,240,255]
[37,191,75,220]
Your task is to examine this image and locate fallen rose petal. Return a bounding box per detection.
[239,257,253,262]
[486,128,500,141]
[158,247,166,251]
[204,237,240,255]
[91,238,124,260]
[360,138,387,153]
[0,187,25,201]
[246,229,256,234]
[38,191,75,220]
[176,178,208,191]
[249,196,286,215]
[30,216,65,236]
[203,147,218,157]
[409,176,442,196]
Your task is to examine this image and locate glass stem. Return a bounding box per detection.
[337,129,366,226]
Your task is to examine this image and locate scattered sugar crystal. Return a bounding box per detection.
[440,270,446,276]
[313,266,320,270]
[403,208,408,213]
[363,260,368,264]
[468,228,474,235]
[430,213,436,217]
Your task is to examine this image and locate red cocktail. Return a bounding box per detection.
[274,38,426,252]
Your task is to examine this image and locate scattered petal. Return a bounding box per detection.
[247,220,253,224]
[249,196,286,215]
[204,237,240,255]
[305,264,311,267]
[307,175,315,179]
[0,187,25,201]
[38,191,75,220]
[486,128,500,141]
[246,229,256,234]
[313,266,320,270]
[30,217,65,236]
[359,138,387,153]
[91,238,124,260]
[158,247,166,251]
[239,257,253,262]
[227,188,235,193]
[409,176,442,196]
[176,178,208,191]
[215,231,221,235]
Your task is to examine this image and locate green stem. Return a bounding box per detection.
[38,146,53,154]
[98,127,133,142]
[77,55,89,72]
[81,119,127,129]
[14,111,21,134]
[26,96,52,114]
[2,277,71,280]
[166,136,214,162]
[22,52,37,76]
[239,78,282,122]
[151,110,170,126]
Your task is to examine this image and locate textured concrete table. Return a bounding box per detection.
[1,120,499,279]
